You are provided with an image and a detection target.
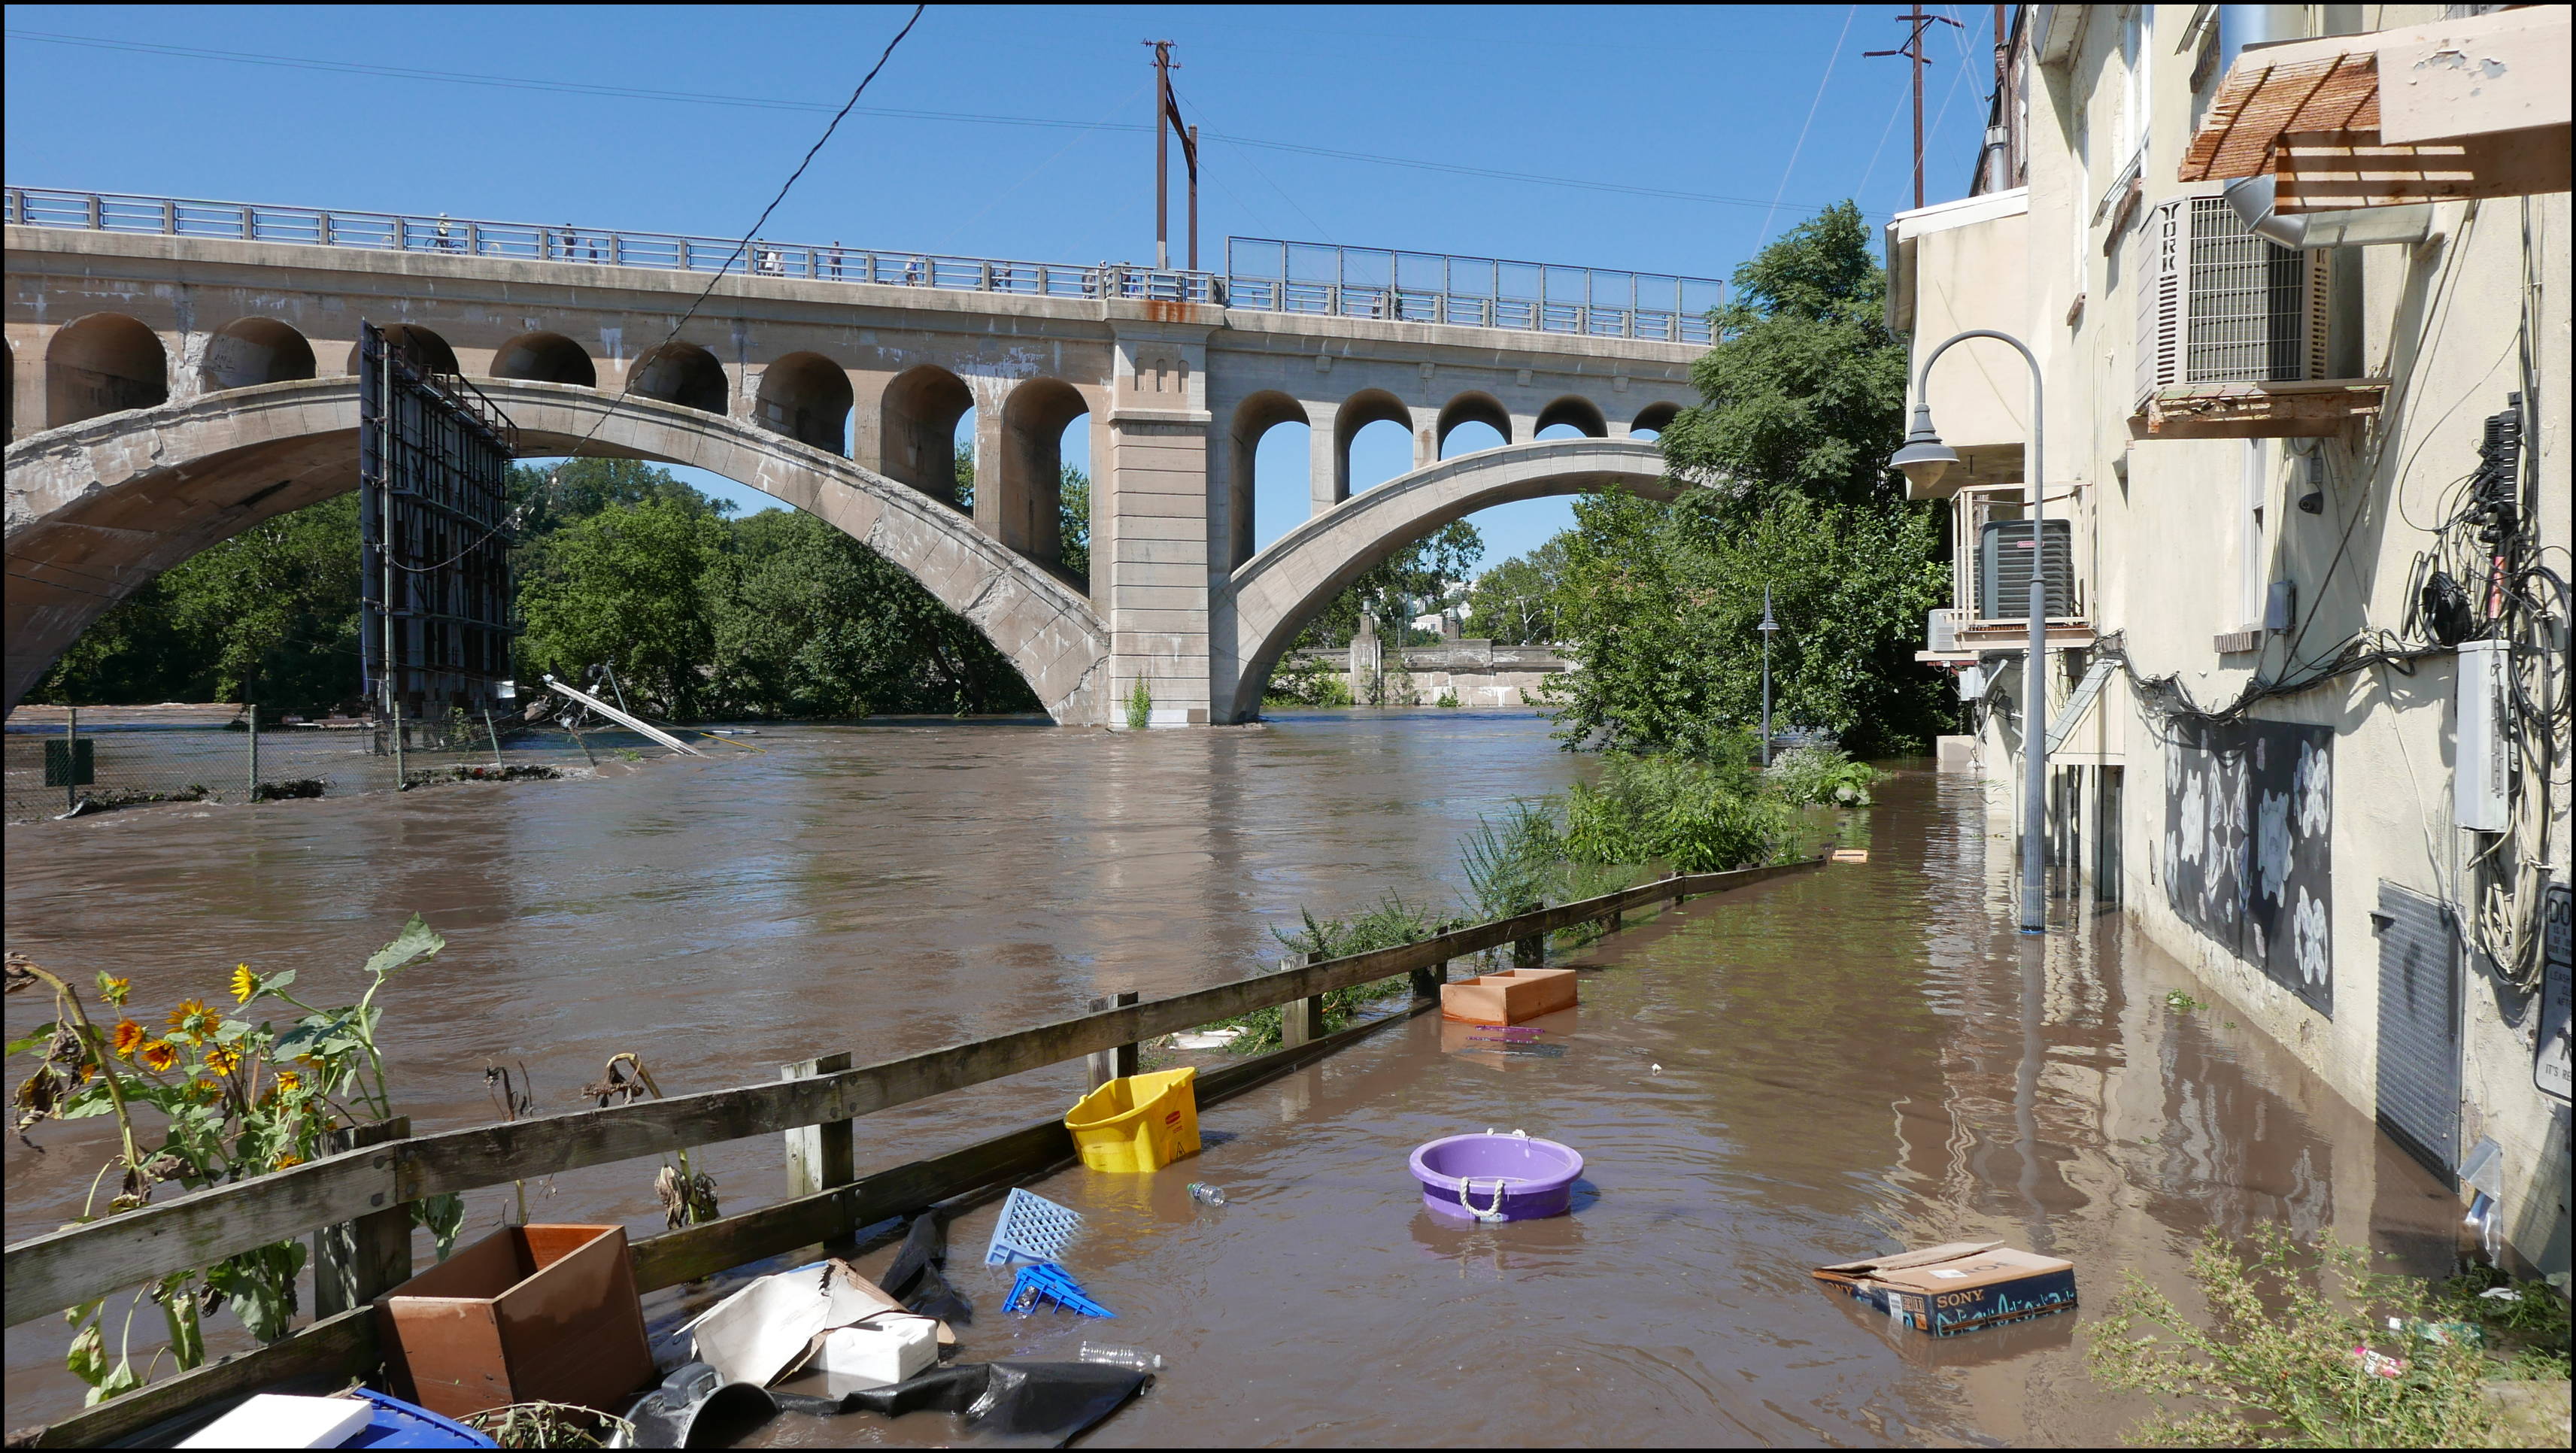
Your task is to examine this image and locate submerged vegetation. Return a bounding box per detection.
[2089,1224,2571,1447]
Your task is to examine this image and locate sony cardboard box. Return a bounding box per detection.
[1811,1239,2077,1336]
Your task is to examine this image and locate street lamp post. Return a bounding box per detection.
[1890,329,2050,933]
[1758,587,1780,768]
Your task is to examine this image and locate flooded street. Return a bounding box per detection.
[2,712,2456,1441]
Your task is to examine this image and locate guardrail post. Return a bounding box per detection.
[781,1052,855,1199]
[1278,953,1327,1047]
[1668,871,1685,909]
[311,1117,411,1317]
[1086,991,1142,1088]
[1409,957,1446,1002]
[1512,903,1546,967]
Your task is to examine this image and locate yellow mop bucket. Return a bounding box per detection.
[1063,1066,1202,1173]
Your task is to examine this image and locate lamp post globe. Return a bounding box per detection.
[1889,402,1960,493]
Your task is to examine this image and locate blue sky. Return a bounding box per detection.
[4,3,1998,571]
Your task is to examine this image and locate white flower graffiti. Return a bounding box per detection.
[2293,888,2330,986]
[2256,789,2292,905]
[2297,740,2331,839]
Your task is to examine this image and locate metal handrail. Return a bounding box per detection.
[2,184,1221,305]
[1224,237,1725,344]
[3,187,1722,343]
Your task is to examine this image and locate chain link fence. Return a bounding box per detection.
[5,705,660,823]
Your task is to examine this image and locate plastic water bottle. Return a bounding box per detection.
[1079,1342,1166,1371]
[1187,1182,1227,1206]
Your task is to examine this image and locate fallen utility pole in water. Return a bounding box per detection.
[541,675,704,757]
[3,857,1822,1446]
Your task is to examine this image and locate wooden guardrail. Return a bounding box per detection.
[8,857,1820,1442]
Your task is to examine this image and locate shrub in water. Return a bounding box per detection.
[1566,753,1788,874]
[1764,745,1881,806]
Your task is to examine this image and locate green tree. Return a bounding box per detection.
[1464,537,1568,645]
[712,508,1038,717]
[1549,201,1948,757]
[32,495,364,718]
[516,497,730,717]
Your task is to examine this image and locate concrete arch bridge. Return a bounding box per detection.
[5,190,1708,723]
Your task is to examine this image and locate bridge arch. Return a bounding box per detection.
[1220,435,1674,722]
[3,378,1108,721]
[878,364,973,508]
[1227,390,1308,569]
[1534,394,1608,439]
[344,325,458,379]
[199,318,316,394]
[1435,391,1513,455]
[997,377,1090,575]
[1630,400,1681,438]
[491,332,596,388]
[627,341,727,414]
[47,313,167,427]
[1332,388,1409,499]
[754,352,853,454]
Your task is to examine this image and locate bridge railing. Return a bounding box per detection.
[1224,238,1724,344]
[2,185,1220,305]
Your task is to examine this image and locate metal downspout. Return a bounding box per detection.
[2216,4,2437,250]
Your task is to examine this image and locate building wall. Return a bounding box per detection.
[1930,5,2571,1281]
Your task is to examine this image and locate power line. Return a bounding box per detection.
[5,26,1889,223]
[391,4,928,576]
[1756,5,1859,248]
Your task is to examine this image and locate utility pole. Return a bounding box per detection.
[1758,588,1780,768]
[1866,6,1965,211]
[1142,40,1199,271]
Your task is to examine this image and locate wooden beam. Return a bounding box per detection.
[780,1053,854,1200]
[5,859,1820,1323]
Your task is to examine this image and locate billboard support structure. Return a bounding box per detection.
[357,321,520,751]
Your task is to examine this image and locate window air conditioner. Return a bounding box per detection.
[2135,196,2332,406]
[1977,519,2074,621]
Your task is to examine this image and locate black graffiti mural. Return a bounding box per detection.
[2163,718,2335,1015]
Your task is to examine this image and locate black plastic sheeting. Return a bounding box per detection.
[881,1212,975,1325]
[626,1360,1148,1448]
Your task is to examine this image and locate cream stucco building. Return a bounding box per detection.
[1894,5,2568,1283]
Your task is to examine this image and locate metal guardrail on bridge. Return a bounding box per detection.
[1224,237,1724,344]
[5,187,1721,344]
[3,185,1219,305]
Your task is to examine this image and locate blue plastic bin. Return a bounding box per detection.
[340,1388,498,1448]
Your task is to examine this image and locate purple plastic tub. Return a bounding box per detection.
[1409,1132,1583,1221]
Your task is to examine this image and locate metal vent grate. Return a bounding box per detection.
[2183,197,2314,384]
[1976,519,2075,620]
[2374,881,2462,1180]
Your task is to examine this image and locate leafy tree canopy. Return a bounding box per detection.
[1294,521,1484,649]
[1464,537,1569,645]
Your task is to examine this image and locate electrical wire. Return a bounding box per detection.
[1756,4,1858,249]
[3,26,1892,223]
[379,5,927,578]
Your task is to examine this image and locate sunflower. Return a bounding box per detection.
[111,1019,145,1057]
[166,999,217,1034]
[138,1040,179,1072]
[229,965,258,1004]
[273,1069,303,1094]
[271,1151,305,1169]
[99,975,132,1008]
[205,1046,242,1077]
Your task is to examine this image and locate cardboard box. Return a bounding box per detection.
[1811,1240,2077,1336]
[378,1223,654,1417]
[1440,967,1578,1025]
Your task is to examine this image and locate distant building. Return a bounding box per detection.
[1895,6,2568,1282]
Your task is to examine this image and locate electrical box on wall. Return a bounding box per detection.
[2456,639,2510,833]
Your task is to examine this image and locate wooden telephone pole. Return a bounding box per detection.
[1144,40,1200,270]
[1866,6,1965,210]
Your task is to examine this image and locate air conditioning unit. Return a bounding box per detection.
[1977,519,2074,621]
[1926,608,1962,654]
[2135,196,2332,405]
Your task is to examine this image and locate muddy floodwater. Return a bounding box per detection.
[3,710,2456,1442]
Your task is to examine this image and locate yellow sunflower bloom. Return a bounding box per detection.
[274,1069,303,1094]
[229,965,258,1004]
[111,1019,145,1057]
[205,1046,242,1076]
[99,975,132,1007]
[272,1151,305,1169]
[166,998,217,1034]
[138,1041,179,1072]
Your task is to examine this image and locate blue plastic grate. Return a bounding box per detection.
[983,1187,1084,1268]
[1007,1262,1116,1318]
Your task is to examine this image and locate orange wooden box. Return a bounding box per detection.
[1440,967,1579,1025]
[377,1223,654,1418]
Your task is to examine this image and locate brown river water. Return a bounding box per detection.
[2,709,2456,1442]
